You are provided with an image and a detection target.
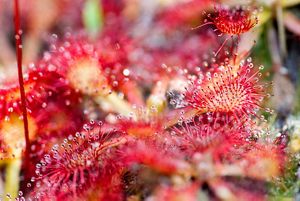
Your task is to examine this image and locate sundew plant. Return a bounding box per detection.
[0,0,300,200]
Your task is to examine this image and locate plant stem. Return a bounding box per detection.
[95,92,136,119]
[276,0,287,59]
[4,159,22,200]
[14,0,30,155]
[146,79,169,117]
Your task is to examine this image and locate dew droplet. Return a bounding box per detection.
[65,100,71,106]
[112,81,118,87]
[123,69,130,76]
[4,116,10,121]
[42,102,47,108]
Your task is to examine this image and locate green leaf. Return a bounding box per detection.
[83,0,103,37]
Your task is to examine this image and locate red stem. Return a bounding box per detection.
[14,0,30,156]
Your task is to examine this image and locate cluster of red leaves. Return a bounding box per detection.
[0,1,286,201]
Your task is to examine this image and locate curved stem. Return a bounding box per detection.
[191,22,214,30]
[14,0,30,155]
[276,0,287,59]
[214,37,230,57]
[146,78,169,118]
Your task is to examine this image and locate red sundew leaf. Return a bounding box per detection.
[169,113,252,162]
[39,34,111,96]
[29,123,129,200]
[192,4,259,57]
[39,33,140,103]
[200,5,258,36]
[184,58,269,120]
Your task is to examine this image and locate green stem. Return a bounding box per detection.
[276,0,287,59]
[95,92,136,119]
[4,159,22,200]
[83,0,103,38]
